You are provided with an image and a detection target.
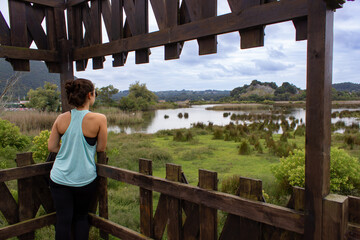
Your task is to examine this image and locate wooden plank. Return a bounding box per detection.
[166,164,182,240]
[16,153,35,240]
[0,11,11,45]
[219,177,263,240]
[199,169,217,240]
[164,0,180,60]
[98,152,109,240]
[73,0,308,60]
[8,0,30,71]
[55,6,74,112]
[19,0,64,8]
[25,4,47,49]
[0,213,56,240]
[182,200,199,240]
[0,45,59,61]
[322,194,348,240]
[228,0,264,49]
[89,213,152,240]
[181,172,199,240]
[153,194,167,239]
[90,0,103,69]
[134,0,150,64]
[111,0,126,66]
[73,4,86,71]
[0,182,19,225]
[67,0,89,7]
[0,162,53,183]
[45,8,61,73]
[293,17,308,41]
[96,164,305,234]
[198,0,217,55]
[139,159,153,238]
[32,176,55,214]
[349,196,360,224]
[101,0,112,40]
[305,0,333,239]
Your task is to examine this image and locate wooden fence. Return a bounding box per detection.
[0,152,359,240]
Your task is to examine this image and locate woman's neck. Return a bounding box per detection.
[75,103,90,111]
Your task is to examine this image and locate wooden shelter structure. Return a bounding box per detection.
[0,0,359,239]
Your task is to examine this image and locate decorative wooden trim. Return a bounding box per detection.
[73,0,308,61]
[96,164,305,234]
[0,213,56,240]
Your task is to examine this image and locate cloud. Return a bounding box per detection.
[253,59,294,72]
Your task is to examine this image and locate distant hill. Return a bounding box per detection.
[113,89,230,102]
[332,82,360,92]
[0,59,60,99]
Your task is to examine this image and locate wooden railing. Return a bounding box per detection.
[0,152,359,240]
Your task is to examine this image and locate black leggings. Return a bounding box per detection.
[50,179,97,240]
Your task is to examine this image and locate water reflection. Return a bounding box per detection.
[108,105,359,134]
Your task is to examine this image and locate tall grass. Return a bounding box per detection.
[1,110,58,134]
[94,107,144,125]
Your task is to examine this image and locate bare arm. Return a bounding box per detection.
[96,114,107,152]
[48,118,61,153]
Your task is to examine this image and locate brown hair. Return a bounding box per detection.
[65,78,95,107]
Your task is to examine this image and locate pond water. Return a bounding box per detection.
[108,104,360,134]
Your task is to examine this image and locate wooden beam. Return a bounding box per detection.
[166,164,182,240]
[0,12,11,45]
[199,170,217,240]
[9,0,30,71]
[96,164,305,234]
[89,213,152,240]
[0,213,56,240]
[139,159,153,238]
[19,0,64,8]
[0,182,19,225]
[0,162,53,183]
[0,45,59,61]
[305,0,333,239]
[73,0,308,60]
[97,152,109,240]
[66,0,88,7]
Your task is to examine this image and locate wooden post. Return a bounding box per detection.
[139,158,153,238]
[305,0,333,239]
[97,152,109,240]
[323,194,348,240]
[166,164,182,240]
[199,169,217,240]
[16,152,35,240]
[55,8,74,112]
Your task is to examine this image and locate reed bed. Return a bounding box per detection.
[206,103,272,111]
[94,107,144,125]
[1,110,58,134]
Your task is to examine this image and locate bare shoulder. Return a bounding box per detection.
[87,112,107,121]
[56,111,71,122]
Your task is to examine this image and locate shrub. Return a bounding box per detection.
[184,113,189,118]
[31,130,51,162]
[213,127,224,140]
[0,118,30,150]
[238,141,251,155]
[272,148,360,195]
[177,113,183,118]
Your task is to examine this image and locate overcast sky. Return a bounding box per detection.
[0,1,359,91]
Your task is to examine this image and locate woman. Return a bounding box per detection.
[48,78,107,240]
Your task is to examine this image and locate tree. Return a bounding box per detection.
[119,82,158,111]
[95,85,119,106]
[27,82,60,112]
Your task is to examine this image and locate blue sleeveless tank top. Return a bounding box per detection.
[50,109,97,187]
